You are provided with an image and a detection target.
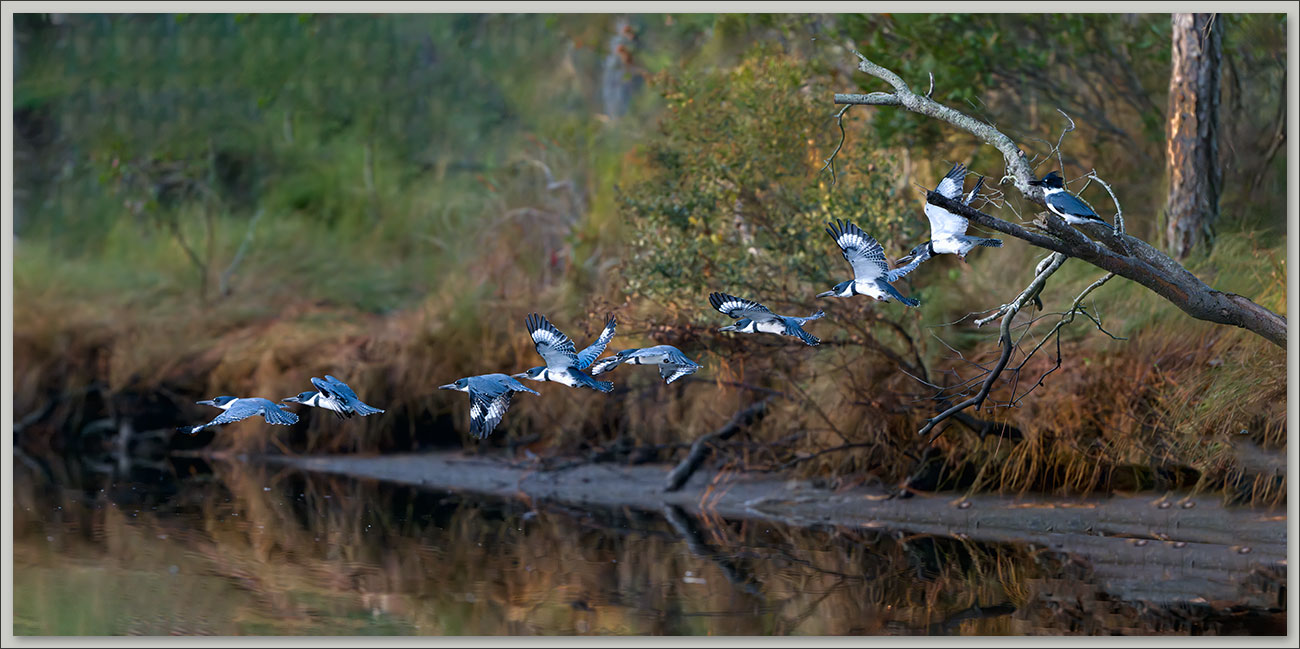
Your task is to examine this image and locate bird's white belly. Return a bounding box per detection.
[548,368,582,387]
[855,280,888,300]
[932,238,965,255]
[756,320,786,335]
[320,396,348,413]
[632,352,668,365]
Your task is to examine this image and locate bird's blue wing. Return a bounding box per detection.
[503,375,540,395]
[825,219,888,281]
[658,358,700,384]
[323,375,360,401]
[206,403,262,427]
[310,377,337,399]
[709,292,773,320]
[526,313,579,369]
[322,375,384,415]
[662,346,699,369]
[886,253,926,283]
[589,351,629,376]
[783,319,820,346]
[576,317,617,370]
[934,162,967,201]
[1047,192,1100,219]
[468,383,513,439]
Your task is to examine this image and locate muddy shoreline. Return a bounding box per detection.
[253,451,1286,610]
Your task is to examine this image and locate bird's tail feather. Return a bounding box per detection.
[353,401,385,416]
[266,407,300,426]
[590,355,623,376]
[790,326,820,346]
[977,238,1003,248]
[176,425,203,435]
[883,282,921,308]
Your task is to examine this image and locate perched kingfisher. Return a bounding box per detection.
[817,219,923,308]
[439,373,540,439]
[898,162,1003,266]
[178,396,299,435]
[514,313,616,393]
[282,375,385,420]
[710,292,824,346]
[590,344,701,385]
[1029,171,1107,225]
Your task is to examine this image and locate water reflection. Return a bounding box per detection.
[12,457,1285,636]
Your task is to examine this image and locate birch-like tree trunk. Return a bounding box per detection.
[1164,13,1222,259]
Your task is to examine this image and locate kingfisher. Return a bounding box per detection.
[897,162,1003,266]
[514,313,616,393]
[710,292,824,346]
[817,219,923,307]
[178,396,299,435]
[590,344,701,385]
[439,373,540,439]
[282,375,385,420]
[1028,171,1107,225]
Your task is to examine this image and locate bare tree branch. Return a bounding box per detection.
[820,104,853,186]
[833,51,1285,348]
[917,253,1068,439]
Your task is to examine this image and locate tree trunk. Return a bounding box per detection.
[1164,13,1222,259]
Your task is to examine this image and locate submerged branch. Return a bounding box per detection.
[665,399,770,492]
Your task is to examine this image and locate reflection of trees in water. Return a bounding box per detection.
[11,463,1286,635]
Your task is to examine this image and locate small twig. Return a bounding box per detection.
[820,104,854,187]
[918,253,1067,439]
[1084,170,1125,236]
[926,71,934,98]
[1009,272,1121,406]
[1053,109,1075,175]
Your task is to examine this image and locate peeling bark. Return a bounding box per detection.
[1164,13,1222,259]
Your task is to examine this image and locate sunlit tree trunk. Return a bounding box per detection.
[1163,13,1222,259]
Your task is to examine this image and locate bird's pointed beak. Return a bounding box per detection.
[895,254,915,266]
[719,325,736,332]
[195,399,215,406]
[437,383,456,390]
[282,396,300,403]
[815,290,834,298]
[1028,179,1043,187]
[510,373,529,380]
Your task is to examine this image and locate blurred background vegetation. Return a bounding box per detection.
[12,13,1288,502]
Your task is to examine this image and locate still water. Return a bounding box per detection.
[12,455,1285,636]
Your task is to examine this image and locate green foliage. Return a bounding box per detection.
[618,47,913,314]
[836,14,1171,147]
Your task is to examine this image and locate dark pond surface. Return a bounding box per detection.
[12,454,1286,636]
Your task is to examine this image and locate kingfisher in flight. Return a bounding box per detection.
[897,162,1003,266]
[439,374,540,439]
[178,396,299,435]
[514,313,617,393]
[817,219,923,307]
[283,375,385,420]
[710,292,824,346]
